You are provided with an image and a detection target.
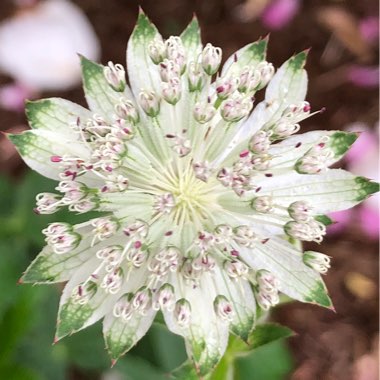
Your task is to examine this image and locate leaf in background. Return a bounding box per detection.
[115,354,168,380]
[235,340,294,380]
[248,323,294,349]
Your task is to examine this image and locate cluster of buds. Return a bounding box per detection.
[237,61,274,93]
[42,223,81,254]
[265,101,311,140]
[224,259,249,279]
[153,192,176,214]
[284,218,326,243]
[182,254,216,283]
[148,246,180,285]
[165,134,191,157]
[220,93,253,123]
[192,161,212,182]
[72,281,97,305]
[96,245,124,273]
[284,200,326,242]
[303,251,331,274]
[255,270,280,310]
[101,267,124,294]
[91,217,120,246]
[218,149,268,196]
[295,138,334,174]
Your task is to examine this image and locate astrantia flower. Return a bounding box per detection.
[10,10,379,376]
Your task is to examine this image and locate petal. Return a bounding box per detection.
[241,50,308,137]
[80,55,134,117]
[103,306,156,362]
[180,16,202,62]
[256,169,379,213]
[126,10,162,97]
[163,272,229,376]
[21,225,125,284]
[240,237,332,308]
[213,269,256,342]
[55,255,112,340]
[9,129,90,180]
[26,97,92,135]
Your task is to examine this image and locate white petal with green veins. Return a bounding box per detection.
[9,129,93,182]
[81,55,134,118]
[270,130,359,169]
[221,37,268,77]
[241,50,308,137]
[26,97,92,136]
[180,17,202,62]
[126,11,162,97]
[256,169,378,213]
[240,237,332,308]
[163,272,229,376]
[103,306,156,361]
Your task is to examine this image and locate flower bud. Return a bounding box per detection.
[284,219,326,243]
[159,59,181,82]
[250,196,273,213]
[193,102,216,123]
[166,36,186,74]
[214,295,234,322]
[238,66,261,93]
[201,43,222,75]
[215,76,239,99]
[256,61,275,89]
[139,90,161,117]
[249,130,272,154]
[35,192,62,214]
[148,37,167,64]
[256,270,279,293]
[174,298,192,327]
[288,201,312,222]
[114,98,140,124]
[220,94,253,123]
[162,77,182,105]
[104,61,126,92]
[188,61,206,92]
[303,251,331,274]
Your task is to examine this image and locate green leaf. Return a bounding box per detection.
[235,340,294,380]
[170,360,199,380]
[248,323,294,349]
[116,354,168,380]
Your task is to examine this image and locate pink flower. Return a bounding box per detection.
[261,0,301,30]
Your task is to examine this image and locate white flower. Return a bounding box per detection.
[10,11,378,377]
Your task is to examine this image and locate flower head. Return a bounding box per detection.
[10,10,379,376]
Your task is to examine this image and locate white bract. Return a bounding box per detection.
[10,10,379,377]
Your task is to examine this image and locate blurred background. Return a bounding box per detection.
[0,0,378,379]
